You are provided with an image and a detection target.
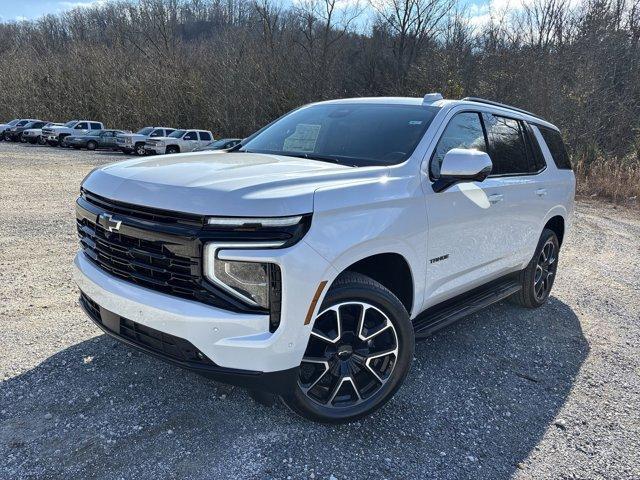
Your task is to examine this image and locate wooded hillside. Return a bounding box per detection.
[0,0,638,203]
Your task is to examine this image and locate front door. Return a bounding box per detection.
[421,111,509,309]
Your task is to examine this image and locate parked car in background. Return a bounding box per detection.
[64,129,129,151]
[22,122,63,145]
[5,120,49,142]
[194,138,241,152]
[116,127,175,156]
[0,119,39,141]
[42,120,104,146]
[144,129,213,155]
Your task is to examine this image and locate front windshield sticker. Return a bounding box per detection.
[283,124,321,153]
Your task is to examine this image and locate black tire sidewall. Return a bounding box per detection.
[87,141,97,150]
[282,275,414,423]
[526,229,560,307]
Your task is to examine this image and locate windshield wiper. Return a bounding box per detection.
[280,152,358,167]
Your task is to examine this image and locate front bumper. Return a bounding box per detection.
[73,238,334,380]
[144,145,163,154]
[78,290,298,394]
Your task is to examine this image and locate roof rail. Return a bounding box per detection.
[461,97,541,119]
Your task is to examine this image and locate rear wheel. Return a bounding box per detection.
[511,228,560,308]
[281,272,414,423]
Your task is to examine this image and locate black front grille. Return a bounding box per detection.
[80,292,214,366]
[76,193,259,312]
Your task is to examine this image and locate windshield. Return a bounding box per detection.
[168,129,186,138]
[208,139,231,148]
[16,120,29,127]
[136,127,154,135]
[7,119,20,126]
[64,121,78,127]
[241,103,440,167]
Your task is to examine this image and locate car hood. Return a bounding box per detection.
[145,136,174,142]
[119,133,145,141]
[82,151,388,216]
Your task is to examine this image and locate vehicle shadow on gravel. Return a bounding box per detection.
[1,297,587,479]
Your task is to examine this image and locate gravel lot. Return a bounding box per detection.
[0,142,639,479]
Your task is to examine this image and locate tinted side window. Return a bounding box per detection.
[523,123,546,171]
[184,131,198,140]
[200,132,212,141]
[483,114,530,175]
[75,122,88,129]
[90,123,102,130]
[539,126,572,170]
[431,112,487,178]
[165,129,175,136]
[150,129,163,137]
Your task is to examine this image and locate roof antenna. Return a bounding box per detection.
[423,93,443,104]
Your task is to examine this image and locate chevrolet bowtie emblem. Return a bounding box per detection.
[100,213,122,232]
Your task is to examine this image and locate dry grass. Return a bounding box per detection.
[574,155,640,208]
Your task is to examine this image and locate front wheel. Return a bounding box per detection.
[281,272,414,423]
[135,143,146,156]
[511,228,560,308]
[86,141,97,151]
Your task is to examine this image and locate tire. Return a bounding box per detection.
[37,136,46,145]
[86,141,97,151]
[166,146,179,154]
[281,272,415,423]
[511,228,560,308]
[135,143,146,156]
[57,135,68,147]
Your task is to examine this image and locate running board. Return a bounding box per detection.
[413,277,521,338]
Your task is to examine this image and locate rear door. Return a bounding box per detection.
[199,131,212,148]
[481,113,547,268]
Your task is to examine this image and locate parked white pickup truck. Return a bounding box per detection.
[144,129,213,154]
[116,127,176,156]
[42,120,104,146]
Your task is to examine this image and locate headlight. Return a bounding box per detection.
[203,242,283,309]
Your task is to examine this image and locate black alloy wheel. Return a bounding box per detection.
[281,272,414,423]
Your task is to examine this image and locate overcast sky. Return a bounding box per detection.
[0,0,111,21]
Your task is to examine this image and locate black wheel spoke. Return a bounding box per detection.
[300,301,399,408]
[534,239,558,301]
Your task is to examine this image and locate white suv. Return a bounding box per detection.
[144,129,214,154]
[74,95,575,423]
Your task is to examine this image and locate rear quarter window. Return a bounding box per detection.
[539,126,572,170]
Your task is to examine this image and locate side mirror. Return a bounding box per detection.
[433,149,493,193]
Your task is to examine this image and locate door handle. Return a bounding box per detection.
[535,188,548,197]
[488,194,503,204]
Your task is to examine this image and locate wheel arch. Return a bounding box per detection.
[329,252,414,316]
[543,214,566,246]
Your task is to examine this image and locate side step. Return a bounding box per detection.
[413,277,522,338]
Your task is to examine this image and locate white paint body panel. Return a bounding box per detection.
[75,97,575,373]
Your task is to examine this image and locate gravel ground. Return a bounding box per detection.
[0,141,639,480]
